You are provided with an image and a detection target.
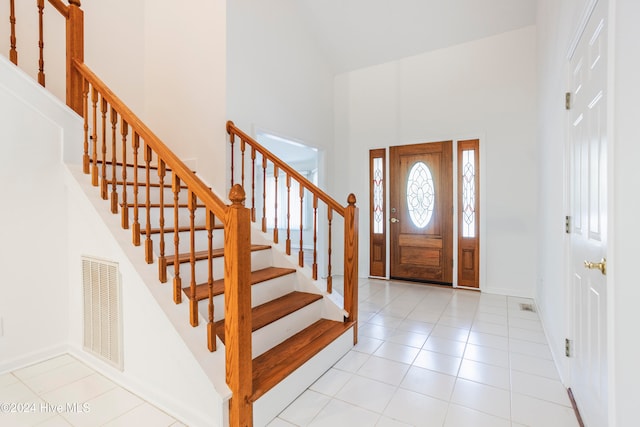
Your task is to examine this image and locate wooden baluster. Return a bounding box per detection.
[225,185,252,427]
[172,175,182,304]
[90,87,98,186]
[82,79,90,173]
[285,175,291,255]
[66,1,84,115]
[298,184,304,267]
[37,0,45,86]
[229,130,235,187]
[327,208,333,294]
[312,196,318,280]
[207,209,216,352]
[343,194,359,344]
[144,144,153,264]
[9,0,17,65]
[110,107,118,213]
[189,190,198,327]
[121,120,129,229]
[240,138,246,189]
[131,133,141,246]
[100,96,108,199]
[261,156,267,233]
[251,147,256,222]
[273,166,279,243]
[158,160,167,283]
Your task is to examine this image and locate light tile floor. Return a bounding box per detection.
[0,354,184,427]
[0,279,580,427]
[270,279,580,427]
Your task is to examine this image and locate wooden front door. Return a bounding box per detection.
[389,142,453,284]
[567,0,609,425]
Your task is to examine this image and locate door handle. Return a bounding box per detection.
[584,258,606,276]
[390,218,400,223]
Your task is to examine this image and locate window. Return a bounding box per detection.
[406,161,435,229]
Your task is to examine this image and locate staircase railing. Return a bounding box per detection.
[227,122,359,340]
[3,1,358,425]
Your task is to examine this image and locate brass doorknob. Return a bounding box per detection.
[584,258,606,276]
[390,218,400,223]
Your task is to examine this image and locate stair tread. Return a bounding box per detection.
[251,319,354,401]
[168,244,271,266]
[215,291,323,344]
[182,266,296,301]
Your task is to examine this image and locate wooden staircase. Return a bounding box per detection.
[95,159,356,424]
[3,1,359,424]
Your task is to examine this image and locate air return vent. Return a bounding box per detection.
[82,257,123,370]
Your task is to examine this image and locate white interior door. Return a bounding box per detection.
[568,0,608,425]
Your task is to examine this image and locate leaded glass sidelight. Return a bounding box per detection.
[373,157,384,234]
[462,149,476,237]
[406,162,435,228]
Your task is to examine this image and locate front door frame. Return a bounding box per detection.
[370,138,485,289]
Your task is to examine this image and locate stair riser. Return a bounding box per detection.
[194,270,297,323]
[253,328,354,427]
[251,274,298,308]
[251,300,323,358]
[169,249,273,285]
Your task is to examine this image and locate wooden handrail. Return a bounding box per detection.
[227,121,346,216]
[47,0,70,18]
[73,61,227,219]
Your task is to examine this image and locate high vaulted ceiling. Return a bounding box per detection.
[296,0,537,73]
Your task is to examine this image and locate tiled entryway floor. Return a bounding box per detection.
[0,354,184,427]
[1,279,580,427]
[270,279,580,427]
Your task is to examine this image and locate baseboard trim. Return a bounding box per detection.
[567,387,585,427]
[0,344,69,375]
[67,345,220,427]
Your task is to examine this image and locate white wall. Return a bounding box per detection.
[334,27,538,296]
[0,54,227,426]
[227,0,335,195]
[3,1,228,193]
[610,0,640,424]
[143,0,227,192]
[64,168,227,427]
[0,56,78,370]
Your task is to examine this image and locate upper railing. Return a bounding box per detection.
[227,122,359,302]
[3,2,358,426]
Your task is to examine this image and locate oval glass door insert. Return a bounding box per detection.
[406,161,435,228]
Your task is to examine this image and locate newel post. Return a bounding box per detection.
[343,194,359,344]
[66,0,84,115]
[225,184,253,427]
